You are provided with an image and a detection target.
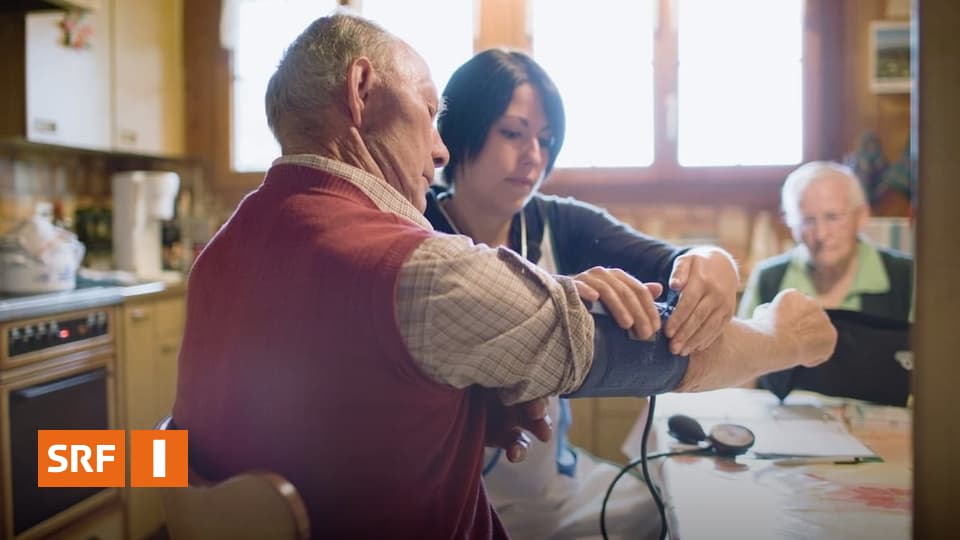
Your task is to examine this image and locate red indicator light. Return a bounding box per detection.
[59,329,70,339]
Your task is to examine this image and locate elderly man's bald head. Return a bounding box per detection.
[265,14,400,149]
[780,161,867,230]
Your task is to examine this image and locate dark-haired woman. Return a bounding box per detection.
[425,49,740,539]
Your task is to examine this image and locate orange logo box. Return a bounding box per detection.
[130,430,189,487]
[37,430,189,488]
[38,430,126,488]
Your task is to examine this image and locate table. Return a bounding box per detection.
[621,389,912,540]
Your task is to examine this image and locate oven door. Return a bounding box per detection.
[1,353,117,539]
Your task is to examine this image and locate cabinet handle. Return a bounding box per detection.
[119,129,138,144]
[160,344,178,354]
[129,308,148,321]
[33,118,57,133]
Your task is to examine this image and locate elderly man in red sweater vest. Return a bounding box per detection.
[173,13,836,539]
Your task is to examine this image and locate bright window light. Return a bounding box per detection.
[532,0,655,168]
[361,0,475,97]
[231,0,338,172]
[677,0,803,166]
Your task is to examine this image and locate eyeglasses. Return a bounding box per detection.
[796,209,855,231]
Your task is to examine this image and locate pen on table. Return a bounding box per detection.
[770,456,884,466]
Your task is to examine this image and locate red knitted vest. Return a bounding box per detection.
[174,164,506,539]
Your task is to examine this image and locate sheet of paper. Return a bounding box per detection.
[741,418,878,458]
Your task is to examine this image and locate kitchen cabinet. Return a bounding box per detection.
[111,0,184,156]
[6,0,103,12]
[0,0,184,156]
[568,397,648,463]
[117,292,184,540]
[23,6,112,150]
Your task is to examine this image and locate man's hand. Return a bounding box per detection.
[666,247,739,355]
[485,395,552,463]
[573,266,664,340]
[756,289,838,368]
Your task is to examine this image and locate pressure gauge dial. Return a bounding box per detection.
[708,424,756,457]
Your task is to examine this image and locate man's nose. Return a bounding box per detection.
[432,129,450,168]
[811,220,830,241]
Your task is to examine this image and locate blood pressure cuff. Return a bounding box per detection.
[563,302,689,398]
[760,309,912,406]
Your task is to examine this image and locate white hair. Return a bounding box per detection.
[780,161,867,228]
[264,13,399,148]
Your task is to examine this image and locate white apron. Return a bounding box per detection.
[482,218,658,540]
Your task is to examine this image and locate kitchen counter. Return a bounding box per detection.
[0,280,186,322]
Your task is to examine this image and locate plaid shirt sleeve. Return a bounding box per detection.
[396,234,595,405]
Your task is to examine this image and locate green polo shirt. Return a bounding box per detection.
[739,239,914,321]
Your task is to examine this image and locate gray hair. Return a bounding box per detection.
[265,13,398,148]
[780,161,867,228]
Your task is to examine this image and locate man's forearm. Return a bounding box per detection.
[676,318,787,392]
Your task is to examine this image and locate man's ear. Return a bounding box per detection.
[346,56,376,127]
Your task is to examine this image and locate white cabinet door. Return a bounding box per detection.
[112,0,184,156]
[26,8,111,150]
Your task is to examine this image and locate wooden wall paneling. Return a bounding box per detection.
[184,0,262,212]
[184,0,221,199]
[840,0,911,163]
[914,0,960,536]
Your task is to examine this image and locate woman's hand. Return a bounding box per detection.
[666,247,739,355]
[573,266,664,340]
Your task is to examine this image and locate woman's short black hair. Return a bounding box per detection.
[438,49,565,184]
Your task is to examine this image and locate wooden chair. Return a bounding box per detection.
[156,416,311,540]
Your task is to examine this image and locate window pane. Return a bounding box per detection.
[677,0,803,166]
[361,0,474,96]
[532,0,655,168]
[231,0,338,172]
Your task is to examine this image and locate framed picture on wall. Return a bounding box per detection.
[869,21,911,94]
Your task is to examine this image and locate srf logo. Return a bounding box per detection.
[37,430,188,488]
[38,430,125,487]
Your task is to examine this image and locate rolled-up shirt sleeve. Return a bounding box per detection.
[396,234,594,404]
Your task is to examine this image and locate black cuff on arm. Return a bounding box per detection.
[562,302,689,398]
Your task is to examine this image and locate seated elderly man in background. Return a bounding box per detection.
[740,161,914,405]
[740,160,913,320]
[174,13,837,539]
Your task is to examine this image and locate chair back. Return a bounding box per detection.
[156,416,311,540]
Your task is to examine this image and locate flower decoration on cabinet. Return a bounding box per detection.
[58,11,94,50]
